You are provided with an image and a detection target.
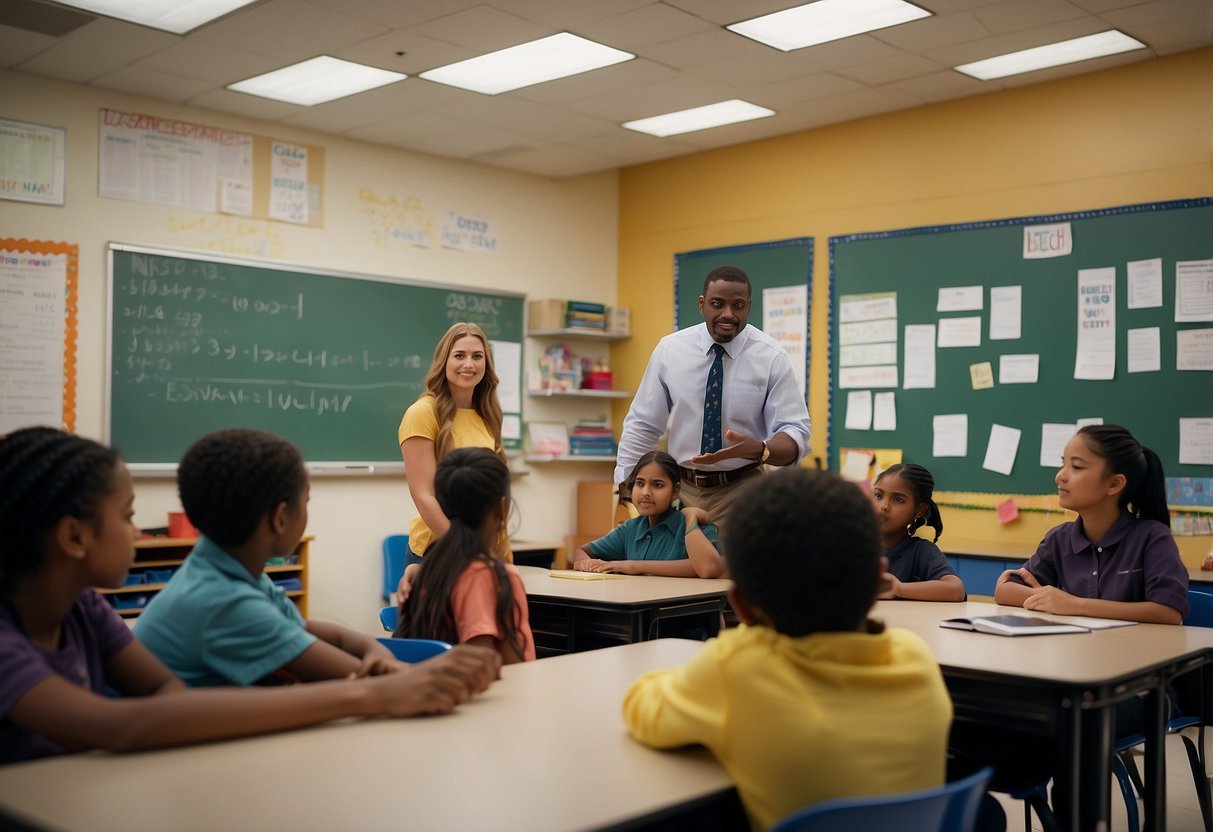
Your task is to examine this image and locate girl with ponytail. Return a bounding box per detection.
[396,447,534,662]
[871,463,966,601]
[995,424,1187,624]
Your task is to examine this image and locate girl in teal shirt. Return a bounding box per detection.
[572,451,726,578]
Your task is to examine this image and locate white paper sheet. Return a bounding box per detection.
[932,414,968,458]
[841,449,875,482]
[1177,328,1213,371]
[998,354,1039,384]
[763,285,808,397]
[1175,259,1213,323]
[269,142,308,224]
[1127,327,1161,373]
[902,325,936,389]
[937,317,981,348]
[839,365,898,389]
[1074,267,1116,380]
[845,390,873,430]
[1040,423,1075,468]
[840,342,897,367]
[839,292,897,323]
[937,285,983,312]
[839,319,897,345]
[989,286,1022,341]
[1076,417,1103,429]
[490,340,522,413]
[1180,418,1213,465]
[1127,258,1163,309]
[873,392,896,431]
[983,424,1022,476]
[0,249,67,432]
[1023,222,1072,259]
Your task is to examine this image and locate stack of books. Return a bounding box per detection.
[569,418,617,456]
[566,300,608,330]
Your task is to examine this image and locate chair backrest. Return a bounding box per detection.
[375,637,452,663]
[379,605,398,632]
[1185,589,1213,628]
[770,767,994,832]
[382,534,409,602]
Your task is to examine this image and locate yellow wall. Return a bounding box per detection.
[615,47,1213,565]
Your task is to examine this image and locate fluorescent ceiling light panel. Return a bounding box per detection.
[52,0,258,34]
[623,100,775,138]
[419,32,633,95]
[727,0,931,52]
[227,57,406,106]
[955,30,1147,80]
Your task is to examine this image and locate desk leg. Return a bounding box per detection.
[1055,697,1082,832]
[1142,685,1167,832]
[1078,700,1115,832]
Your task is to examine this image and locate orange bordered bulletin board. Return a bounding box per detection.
[0,238,78,432]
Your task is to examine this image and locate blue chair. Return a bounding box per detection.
[382,534,408,602]
[770,767,994,832]
[375,637,451,663]
[379,605,397,632]
[1111,589,1213,832]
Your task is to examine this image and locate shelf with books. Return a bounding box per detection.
[524,454,616,463]
[527,388,631,399]
[527,327,628,342]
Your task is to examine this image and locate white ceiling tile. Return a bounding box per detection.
[0,25,56,68]
[912,0,1004,9]
[573,127,700,161]
[565,75,741,123]
[1101,0,1213,26]
[279,78,469,131]
[641,28,769,69]
[872,12,994,50]
[794,35,908,70]
[929,18,1113,65]
[510,58,679,104]
[434,96,615,142]
[186,88,303,121]
[684,51,834,86]
[301,0,481,28]
[90,66,215,102]
[991,45,1154,86]
[574,4,716,51]
[18,18,177,83]
[480,144,620,178]
[1069,0,1184,12]
[382,122,536,159]
[134,41,283,84]
[880,69,992,103]
[489,0,658,29]
[836,51,946,85]
[189,0,388,61]
[973,0,1089,33]
[662,0,796,27]
[1123,14,1213,52]
[331,30,475,75]
[747,73,868,108]
[409,5,552,51]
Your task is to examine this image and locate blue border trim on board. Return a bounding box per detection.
[673,236,815,417]
[824,196,1213,472]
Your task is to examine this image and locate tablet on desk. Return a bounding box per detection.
[940,614,1091,636]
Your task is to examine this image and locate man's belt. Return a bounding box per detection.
[678,462,761,489]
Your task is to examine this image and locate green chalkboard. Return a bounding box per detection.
[829,199,1213,493]
[675,237,813,387]
[106,244,523,468]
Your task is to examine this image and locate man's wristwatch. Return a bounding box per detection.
[760,441,771,464]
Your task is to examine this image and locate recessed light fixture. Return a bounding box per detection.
[727,0,931,52]
[955,30,1147,80]
[622,100,776,138]
[419,32,633,95]
[51,0,258,34]
[227,57,406,106]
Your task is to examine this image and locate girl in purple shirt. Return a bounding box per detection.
[994,424,1188,624]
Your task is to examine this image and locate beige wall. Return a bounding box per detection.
[615,47,1213,565]
[0,70,619,630]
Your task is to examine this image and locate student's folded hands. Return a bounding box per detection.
[369,644,501,717]
[1020,585,1082,615]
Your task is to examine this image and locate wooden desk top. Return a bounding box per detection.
[0,640,729,832]
[874,600,1213,686]
[519,565,733,605]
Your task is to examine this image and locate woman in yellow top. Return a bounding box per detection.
[397,322,509,598]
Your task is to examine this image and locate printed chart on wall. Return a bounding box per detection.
[0,239,77,434]
[829,198,1213,496]
[106,244,523,469]
[675,237,812,398]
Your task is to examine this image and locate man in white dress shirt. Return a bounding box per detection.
[615,266,811,527]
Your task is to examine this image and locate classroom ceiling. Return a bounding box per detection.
[3,0,1211,178]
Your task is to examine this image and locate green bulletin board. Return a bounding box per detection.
[107,244,523,469]
[828,199,1213,493]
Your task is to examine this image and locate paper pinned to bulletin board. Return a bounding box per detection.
[840,447,903,490]
[0,238,77,433]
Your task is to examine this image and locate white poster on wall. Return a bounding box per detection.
[269,142,309,224]
[1074,267,1116,380]
[763,284,808,397]
[0,249,67,432]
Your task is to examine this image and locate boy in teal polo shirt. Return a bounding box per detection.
[572,451,726,578]
[137,429,397,686]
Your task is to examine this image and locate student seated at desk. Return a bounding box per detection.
[993,424,1188,623]
[622,468,952,831]
[137,429,409,686]
[872,463,965,602]
[0,428,499,765]
[396,448,535,663]
[572,451,726,578]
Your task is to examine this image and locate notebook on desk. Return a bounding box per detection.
[939,614,1137,636]
[549,571,621,581]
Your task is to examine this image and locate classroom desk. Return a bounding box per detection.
[1190,566,1213,587]
[519,566,732,655]
[875,599,1213,832]
[511,539,565,570]
[0,640,733,832]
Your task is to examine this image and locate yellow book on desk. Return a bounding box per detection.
[549,570,621,581]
